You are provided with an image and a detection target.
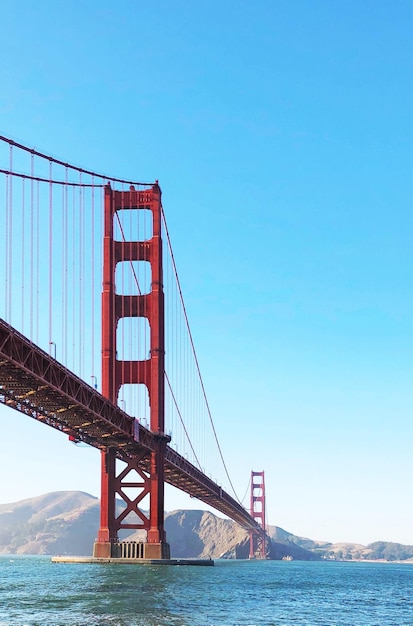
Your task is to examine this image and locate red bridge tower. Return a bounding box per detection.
[249,470,269,559]
[93,182,170,560]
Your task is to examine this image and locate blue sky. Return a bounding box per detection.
[1,0,413,545]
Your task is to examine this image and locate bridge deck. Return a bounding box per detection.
[0,318,260,532]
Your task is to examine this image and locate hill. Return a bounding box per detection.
[0,491,99,556]
[264,527,413,562]
[0,491,412,561]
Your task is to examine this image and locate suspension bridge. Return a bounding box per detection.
[0,135,268,561]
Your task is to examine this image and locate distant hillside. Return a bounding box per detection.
[0,491,411,561]
[264,526,413,562]
[0,492,315,559]
[0,491,99,556]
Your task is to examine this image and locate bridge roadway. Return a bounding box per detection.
[0,318,260,533]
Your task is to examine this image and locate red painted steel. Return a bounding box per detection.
[97,183,169,558]
[249,471,268,559]
[0,136,269,556]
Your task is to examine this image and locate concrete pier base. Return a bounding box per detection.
[93,540,171,560]
[51,556,214,566]
[54,540,213,565]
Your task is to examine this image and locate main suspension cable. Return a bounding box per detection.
[161,205,243,505]
[0,135,154,186]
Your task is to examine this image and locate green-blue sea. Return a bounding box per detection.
[0,556,412,625]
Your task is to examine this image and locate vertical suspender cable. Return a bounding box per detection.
[61,182,64,363]
[21,178,25,331]
[49,160,53,354]
[36,180,40,344]
[79,172,84,377]
[63,168,69,365]
[72,183,76,373]
[7,145,13,322]
[5,171,9,322]
[30,154,34,338]
[91,176,95,388]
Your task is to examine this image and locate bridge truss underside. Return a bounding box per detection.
[0,318,260,534]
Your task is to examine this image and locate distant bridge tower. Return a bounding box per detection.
[249,470,268,559]
[93,182,170,560]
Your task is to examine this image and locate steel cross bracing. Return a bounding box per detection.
[0,318,261,533]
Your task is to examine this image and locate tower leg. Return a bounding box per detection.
[93,449,117,558]
[145,440,170,559]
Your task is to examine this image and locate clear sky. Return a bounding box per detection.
[1,0,413,546]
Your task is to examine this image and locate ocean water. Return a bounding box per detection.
[0,556,412,626]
